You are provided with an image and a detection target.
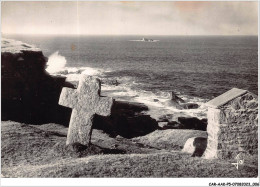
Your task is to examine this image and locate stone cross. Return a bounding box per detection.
[59,75,114,146]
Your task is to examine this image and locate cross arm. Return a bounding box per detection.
[59,87,78,109]
[95,97,114,116]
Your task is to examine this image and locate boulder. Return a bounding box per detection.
[157,114,174,122]
[182,137,207,157]
[181,103,199,109]
[178,117,207,131]
[158,122,168,128]
[158,116,207,131]
[162,121,183,130]
[170,91,185,103]
[163,91,199,110]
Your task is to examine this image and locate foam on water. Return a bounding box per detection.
[53,66,107,81]
[81,67,102,76]
[52,65,208,120]
[101,79,208,120]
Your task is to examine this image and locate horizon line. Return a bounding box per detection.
[2,33,258,37]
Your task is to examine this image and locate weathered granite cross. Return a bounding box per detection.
[59,74,114,146]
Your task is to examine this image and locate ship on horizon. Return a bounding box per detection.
[141,37,154,42]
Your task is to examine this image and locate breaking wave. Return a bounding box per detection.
[46,51,67,74]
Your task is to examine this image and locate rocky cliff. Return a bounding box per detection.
[1,38,159,137]
[1,38,72,124]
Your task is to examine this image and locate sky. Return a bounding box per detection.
[1,1,258,35]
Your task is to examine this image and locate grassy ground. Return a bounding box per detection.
[1,121,258,178]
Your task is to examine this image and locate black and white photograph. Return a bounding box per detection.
[1,0,259,185]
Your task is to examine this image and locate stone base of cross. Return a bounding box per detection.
[59,75,114,146]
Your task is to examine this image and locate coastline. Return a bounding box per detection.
[1,37,257,178]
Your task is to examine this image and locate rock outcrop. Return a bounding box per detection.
[1,38,73,124]
[94,101,159,138]
[164,92,199,109]
[177,117,207,131]
[157,115,207,131]
[2,38,159,137]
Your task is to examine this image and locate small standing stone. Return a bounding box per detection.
[59,75,114,146]
[182,137,207,157]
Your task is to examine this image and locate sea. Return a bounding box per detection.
[3,35,258,120]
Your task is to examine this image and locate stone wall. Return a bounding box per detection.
[204,92,258,159]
